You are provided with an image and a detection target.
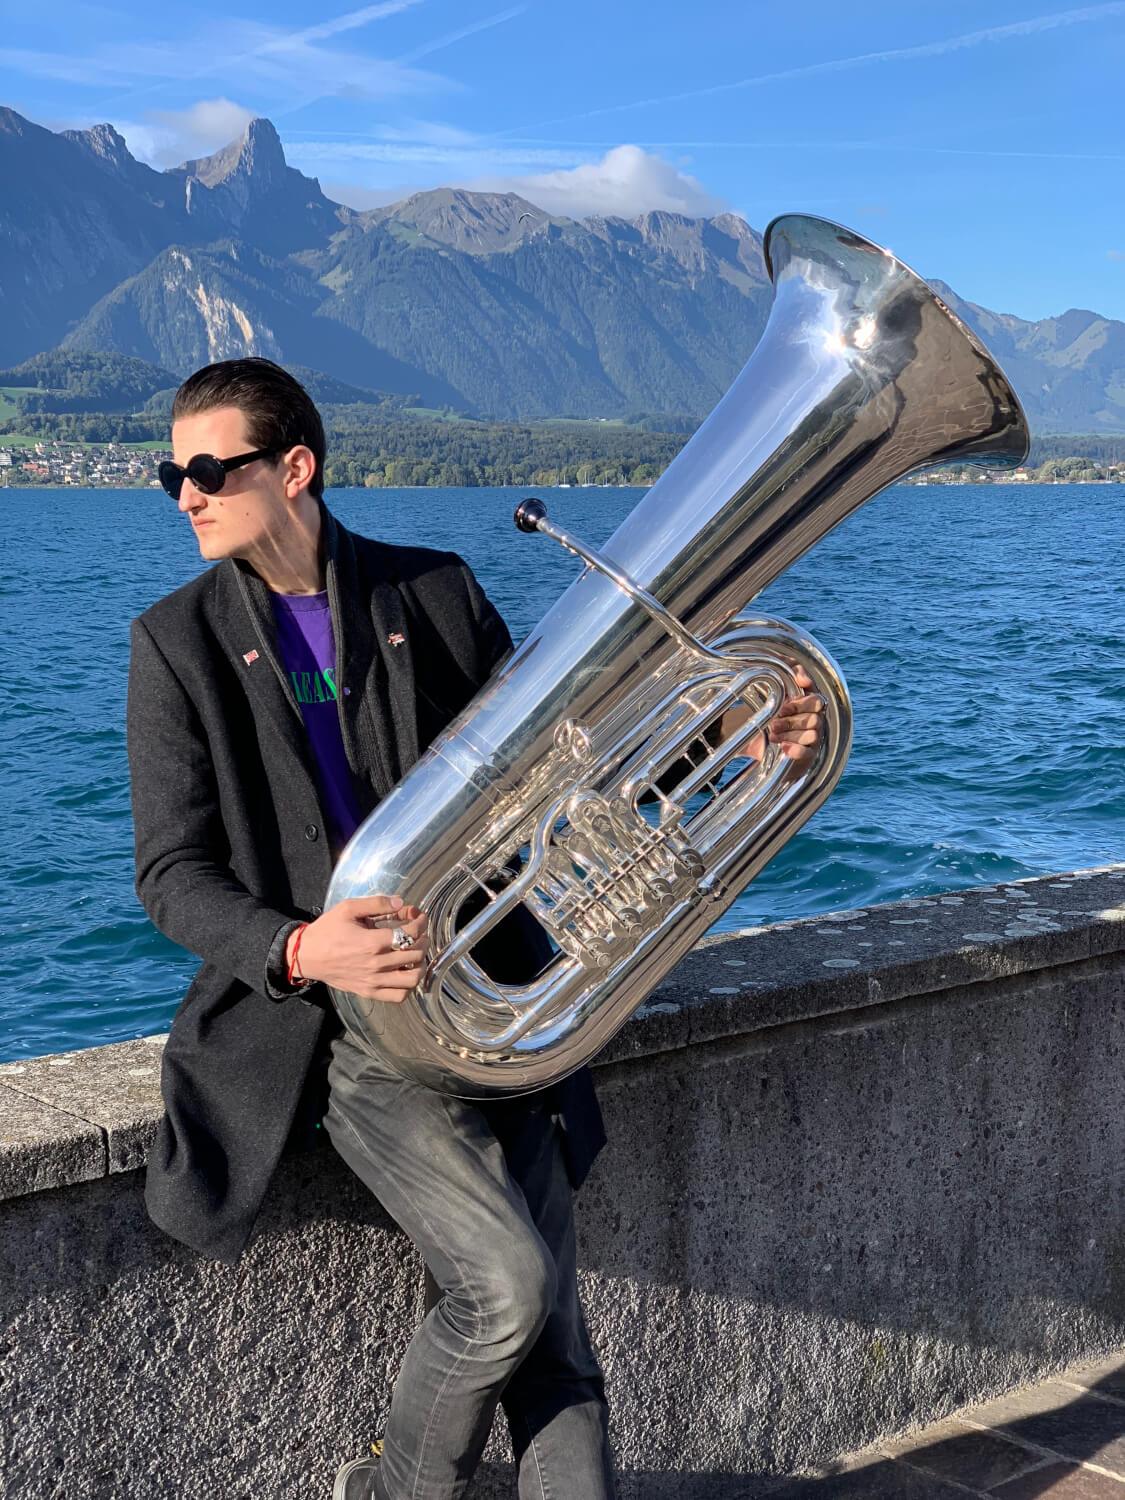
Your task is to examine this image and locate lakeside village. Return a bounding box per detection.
[0,440,1122,490]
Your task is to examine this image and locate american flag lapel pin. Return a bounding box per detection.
[387,631,406,648]
[242,649,260,665]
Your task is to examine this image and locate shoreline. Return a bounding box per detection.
[4,478,1125,492]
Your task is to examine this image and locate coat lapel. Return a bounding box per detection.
[212,554,320,799]
[368,565,420,777]
[301,504,425,795]
[212,501,420,810]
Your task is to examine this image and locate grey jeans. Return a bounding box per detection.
[323,1027,616,1500]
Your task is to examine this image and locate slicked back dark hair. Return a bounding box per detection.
[170,357,326,502]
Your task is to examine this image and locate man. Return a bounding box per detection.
[127,357,825,1500]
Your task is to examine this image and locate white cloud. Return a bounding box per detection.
[292,138,727,218]
[113,98,257,168]
[467,145,727,219]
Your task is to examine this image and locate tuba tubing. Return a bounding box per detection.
[324,213,1030,1099]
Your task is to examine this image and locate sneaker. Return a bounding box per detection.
[333,1437,384,1500]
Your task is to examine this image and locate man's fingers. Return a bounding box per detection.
[369,964,426,992]
[385,945,428,968]
[775,728,820,747]
[371,918,427,954]
[373,967,424,987]
[372,939,428,969]
[770,712,823,733]
[354,969,427,1003]
[780,693,823,714]
[345,894,405,918]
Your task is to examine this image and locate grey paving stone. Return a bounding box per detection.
[960,1384,1094,1430]
[769,1457,978,1498]
[1066,1359,1125,1406]
[997,1394,1125,1475]
[988,1459,1125,1496]
[888,1424,1046,1491]
[795,1353,1125,1499]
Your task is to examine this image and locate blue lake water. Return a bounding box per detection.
[2,482,1123,1063]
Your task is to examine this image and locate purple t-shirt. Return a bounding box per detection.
[269,588,362,855]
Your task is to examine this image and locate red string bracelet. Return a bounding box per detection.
[286,921,310,986]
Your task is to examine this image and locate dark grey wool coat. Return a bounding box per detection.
[126,498,607,1264]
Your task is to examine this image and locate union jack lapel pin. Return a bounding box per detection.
[242,649,260,665]
[387,631,406,648]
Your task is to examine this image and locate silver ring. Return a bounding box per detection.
[390,926,412,951]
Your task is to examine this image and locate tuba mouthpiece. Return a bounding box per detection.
[514,497,547,533]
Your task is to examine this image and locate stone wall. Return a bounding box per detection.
[2,866,1124,1499]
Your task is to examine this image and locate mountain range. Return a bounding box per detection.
[2,105,1122,432]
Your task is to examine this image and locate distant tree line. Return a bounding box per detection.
[320,412,685,487]
[0,411,168,443]
[0,350,177,409]
[0,407,688,486]
[9,390,136,416]
[1027,433,1125,465]
[1029,455,1120,482]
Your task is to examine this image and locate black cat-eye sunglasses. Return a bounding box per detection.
[158,447,281,502]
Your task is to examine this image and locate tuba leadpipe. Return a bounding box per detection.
[324,213,1030,1098]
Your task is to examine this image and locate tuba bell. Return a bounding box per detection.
[324,213,1030,1098]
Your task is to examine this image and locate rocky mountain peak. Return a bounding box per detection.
[1044,307,1104,345]
[581,207,767,284]
[366,187,561,253]
[159,115,346,252]
[171,116,287,192]
[0,105,34,138]
[60,121,137,175]
[710,212,762,250]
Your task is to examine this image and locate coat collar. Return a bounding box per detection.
[213,499,419,811]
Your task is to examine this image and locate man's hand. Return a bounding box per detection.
[721,665,827,766]
[287,895,429,1003]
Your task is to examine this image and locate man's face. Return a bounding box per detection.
[170,404,289,561]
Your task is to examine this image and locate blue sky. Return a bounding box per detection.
[4,1,1124,322]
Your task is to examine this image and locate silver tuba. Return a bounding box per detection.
[325,213,1030,1098]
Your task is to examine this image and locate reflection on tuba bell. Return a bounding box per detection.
[324,214,1030,1099]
